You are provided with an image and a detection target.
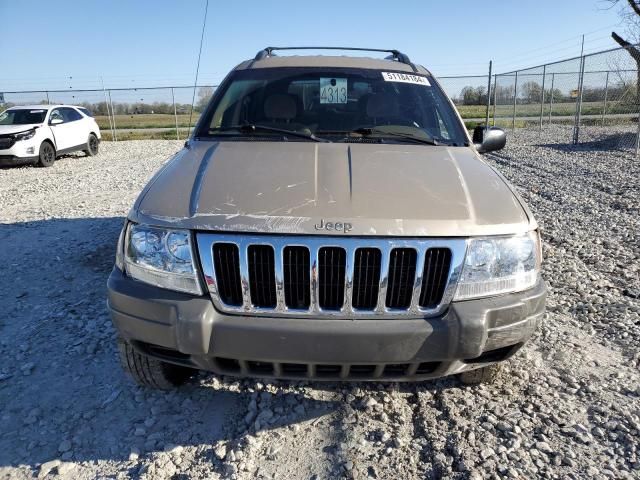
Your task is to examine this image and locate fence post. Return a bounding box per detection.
[548,73,555,124]
[485,61,492,129]
[512,71,518,131]
[171,87,180,141]
[108,90,118,142]
[573,55,586,145]
[102,86,115,141]
[45,91,50,104]
[601,71,609,126]
[636,106,640,157]
[539,65,546,132]
[492,74,498,126]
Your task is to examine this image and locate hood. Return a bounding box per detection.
[0,124,41,135]
[132,141,533,236]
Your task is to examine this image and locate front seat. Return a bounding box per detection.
[263,93,297,125]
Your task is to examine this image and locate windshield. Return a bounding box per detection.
[0,109,47,125]
[197,67,467,145]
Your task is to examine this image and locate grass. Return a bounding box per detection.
[95,113,200,130]
[457,100,638,119]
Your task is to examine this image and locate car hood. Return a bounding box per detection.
[131,140,534,236]
[0,124,41,135]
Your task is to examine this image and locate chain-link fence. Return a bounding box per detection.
[0,86,217,141]
[1,44,639,155]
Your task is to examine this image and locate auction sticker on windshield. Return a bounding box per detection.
[381,72,431,86]
[320,77,347,104]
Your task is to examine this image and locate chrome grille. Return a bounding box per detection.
[197,234,467,319]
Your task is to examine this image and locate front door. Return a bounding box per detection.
[49,107,86,151]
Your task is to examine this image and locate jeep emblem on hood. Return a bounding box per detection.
[314,219,353,233]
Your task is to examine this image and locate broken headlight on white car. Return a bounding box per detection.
[123,223,203,295]
[454,231,541,300]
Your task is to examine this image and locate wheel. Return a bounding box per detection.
[38,141,56,167]
[117,339,194,389]
[84,133,99,157]
[459,364,502,385]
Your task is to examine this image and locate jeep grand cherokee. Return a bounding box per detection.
[107,47,546,389]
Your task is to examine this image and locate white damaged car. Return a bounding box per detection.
[0,105,101,167]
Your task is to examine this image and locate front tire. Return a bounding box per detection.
[117,339,194,389]
[459,364,502,385]
[84,133,99,157]
[38,141,55,167]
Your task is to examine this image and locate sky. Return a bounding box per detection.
[0,0,627,93]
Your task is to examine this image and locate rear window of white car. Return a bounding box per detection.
[78,107,93,117]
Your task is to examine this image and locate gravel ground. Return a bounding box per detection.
[0,130,639,480]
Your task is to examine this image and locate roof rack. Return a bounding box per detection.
[252,47,417,72]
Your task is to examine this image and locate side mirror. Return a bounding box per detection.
[473,126,506,154]
[50,117,63,125]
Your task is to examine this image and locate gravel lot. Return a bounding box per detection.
[1,131,639,480]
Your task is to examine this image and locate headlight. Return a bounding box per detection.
[14,129,36,141]
[454,231,540,300]
[124,224,202,295]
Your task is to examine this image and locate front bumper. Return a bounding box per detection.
[0,155,39,166]
[0,140,39,165]
[107,267,546,381]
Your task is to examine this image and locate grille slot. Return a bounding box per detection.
[416,362,438,375]
[281,363,308,376]
[248,245,277,308]
[350,365,377,377]
[386,248,417,309]
[318,247,346,310]
[215,357,241,373]
[352,248,382,310]
[247,361,274,374]
[419,248,452,309]
[212,243,243,306]
[315,365,342,377]
[283,246,310,309]
[383,363,410,377]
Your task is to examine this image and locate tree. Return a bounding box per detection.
[458,86,487,105]
[610,0,640,102]
[520,81,543,104]
[195,86,214,112]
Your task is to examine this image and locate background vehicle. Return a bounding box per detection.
[107,47,546,389]
[0,104,101,167]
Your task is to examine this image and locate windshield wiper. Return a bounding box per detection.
[208,124,330,142]
[349,127,440,146]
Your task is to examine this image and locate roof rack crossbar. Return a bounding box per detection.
[253,46,417,72]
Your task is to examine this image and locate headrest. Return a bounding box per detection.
[264,93,297,120]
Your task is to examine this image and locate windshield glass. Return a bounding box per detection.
[0,109,47,125]
[198,67,467,145]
